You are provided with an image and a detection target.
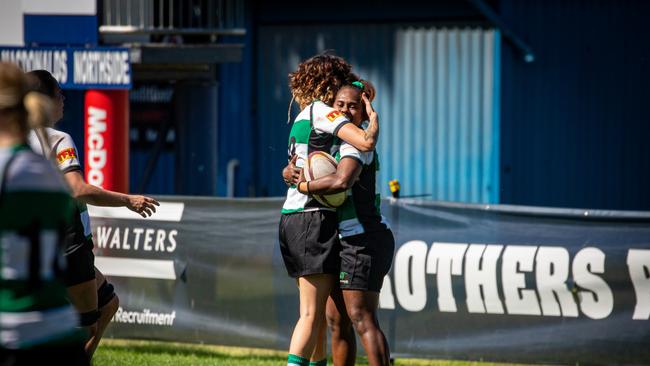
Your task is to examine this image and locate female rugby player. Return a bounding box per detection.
[285,81,394,366]
[27,70,159,359]
[0,62,88,365]
[280,54,380,366]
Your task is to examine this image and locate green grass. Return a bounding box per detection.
[93,339,535,366]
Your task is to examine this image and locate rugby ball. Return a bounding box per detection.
[304,151,347,208]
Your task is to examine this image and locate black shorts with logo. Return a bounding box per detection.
[339,229,395,292]
[279,210,341,278]
[63,240,96,287]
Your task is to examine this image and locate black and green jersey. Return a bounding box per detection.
[282,101,351,214]
[28,128,92,254]
[0,145,80,349]
[335,123,389,237]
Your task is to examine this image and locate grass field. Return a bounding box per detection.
[93,339,534,366]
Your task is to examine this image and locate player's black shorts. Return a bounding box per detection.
[63,241,96,287]
[339,229,395,292]
[279,210,340,278]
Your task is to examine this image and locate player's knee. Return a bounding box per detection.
[327,310,352,333]
[347,305,368,323]
[97,280,118,315]
[326,307,341,329]
[299,308,317,322]
[348,306,373,334]
[105,293,119,318]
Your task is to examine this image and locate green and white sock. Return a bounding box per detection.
[309,359,327,366]
[288,354,309,366]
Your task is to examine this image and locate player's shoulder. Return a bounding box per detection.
[47,128,76,150]
[294,105,311,122]
[5,148,68,193]
[312,101,342,120]
[312,101,348,131]
[312,100,334,113]
[28,128,76,152]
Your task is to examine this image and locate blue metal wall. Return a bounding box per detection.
[255,25,500,202]
[176,81,219,196]
[130,151,176,194]
[498,0,650,210]
[216,4,256,197]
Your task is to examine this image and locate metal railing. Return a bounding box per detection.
[100,0,246,36]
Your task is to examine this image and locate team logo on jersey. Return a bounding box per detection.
[339,271,350,285]
[326,110,344,122]
[57,148,77,164]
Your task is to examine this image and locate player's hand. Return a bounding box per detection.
[126,195,160,217]
[283,155,302,185]
[362,93,378,123]
[298,165,306,183]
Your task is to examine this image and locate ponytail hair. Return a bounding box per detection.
[0,62,54,149]
[23,92,54,130]
[24,92,54,156]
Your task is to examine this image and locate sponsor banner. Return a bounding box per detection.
[93,197,650,365]
[0,46,130,89]
[84,90,129,191]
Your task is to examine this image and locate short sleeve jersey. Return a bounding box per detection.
[282,101,351,214]
[335,122,390,237]
[0,145,81,349]
[28,128,93,254]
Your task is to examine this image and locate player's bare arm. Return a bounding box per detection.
[296,157,361,195]
[336,93,379,152]
[64,170,160,217]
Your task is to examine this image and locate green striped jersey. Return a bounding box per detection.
[28,128,92,255]
[0,145,81,349]
[335,122,389,237]
[282,101,351,214]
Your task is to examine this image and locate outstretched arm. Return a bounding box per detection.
[335,93,379,152]
[296,157,362,195]
[64,170,159,217]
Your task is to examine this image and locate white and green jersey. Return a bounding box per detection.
[0,145,80,349]
[282,101,351,214]
[335,123,389,238]
[28,128,92,254]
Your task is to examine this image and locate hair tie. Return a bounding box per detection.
[351,81,364,90]
[286,94,296,124]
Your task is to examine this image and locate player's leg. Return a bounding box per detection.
[85,267,119,357]
[309,311,328,366]
[288,273,335,365]
[64,247,99,358]
[326,286,356,366]
[339,230,395,366]
[343,290,389,366]
[280,210,341,366]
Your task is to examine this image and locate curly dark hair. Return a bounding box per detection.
[289,53,358,108]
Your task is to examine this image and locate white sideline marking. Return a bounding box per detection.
[88,202,184,222]
[95,257,176,280]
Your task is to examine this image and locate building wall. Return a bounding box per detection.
[498,0,650,210]
[253,24,501,201]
